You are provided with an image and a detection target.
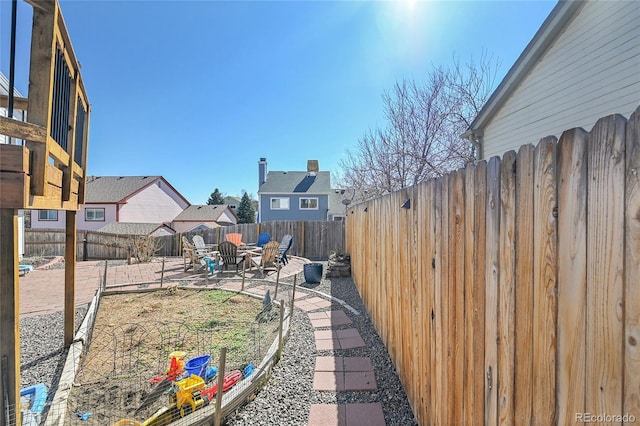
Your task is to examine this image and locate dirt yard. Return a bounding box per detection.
[65,287,278,425]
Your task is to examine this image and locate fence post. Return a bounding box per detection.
[290,274,297,311]
[214,347,227,426]
[102,259,108,291]
[82,231,87,261]
[278,300,285,358]
[241,259,246,291]
[274,262,281,300]
[301,221,305,258]
[160,257,165,288]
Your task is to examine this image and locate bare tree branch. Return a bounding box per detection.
[339,53,498,199]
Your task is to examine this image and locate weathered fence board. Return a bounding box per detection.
[471,161,487,424]
[345,106,640,425]
[625,108,640,420]
[448,170,465,425]
[25,220,345,260]
[430,178,443,425]
[498,150,516,426]
[514,144,534,423]
[484,156,500,426]
[556,128,588,424]
[416,181,431,424]
[586,114,626,417]
[462,164,475,426]
[532,136,557,424]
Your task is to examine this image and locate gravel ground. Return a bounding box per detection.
[20,307,88,390]
[227,263,418,425]
[19,261,417,425]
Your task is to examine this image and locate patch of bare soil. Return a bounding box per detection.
[65,288,278,425]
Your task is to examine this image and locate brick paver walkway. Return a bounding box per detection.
[218,279,386,425]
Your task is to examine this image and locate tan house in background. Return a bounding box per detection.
[464,0,640,159]
[172,204,238,233]
[30,176,190,232]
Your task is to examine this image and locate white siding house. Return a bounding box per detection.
[30,176,190,231]
[1,72,26,258]
[465,0,640,159]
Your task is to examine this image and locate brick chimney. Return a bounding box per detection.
[307,160,319,176]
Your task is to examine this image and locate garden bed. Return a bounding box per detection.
[63,288,279,425]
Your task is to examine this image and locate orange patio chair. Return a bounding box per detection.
[225,233,245,247]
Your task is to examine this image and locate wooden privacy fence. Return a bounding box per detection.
[24,220,345,260]
[346,108,640,425]
[25,229,135,260]
[162,221,345,260]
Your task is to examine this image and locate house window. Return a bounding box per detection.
[333,215,345,221]
[85,208,105,221]
[270,197,290,210]
[38,210,58,221]
[299,197,318,210]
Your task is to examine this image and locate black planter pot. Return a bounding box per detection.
[303,263,323,284]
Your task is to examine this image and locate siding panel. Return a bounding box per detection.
[483,0,640,159]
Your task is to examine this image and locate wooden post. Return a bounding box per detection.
[102,259,108,292]
[301,221,305,258]
[160,257,165,288]
[290,274,297,311]
[241,259,246,291]
[0,209,20,426]
[214,347,227,426]
[274,262,281,300]
[278,300,285,357]
[64,210,77,347]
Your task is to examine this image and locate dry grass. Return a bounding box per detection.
[66,288,278,424]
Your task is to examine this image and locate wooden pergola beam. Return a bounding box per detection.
[0,95,28,111]
[24,0,55,14]
[0,116,47,143]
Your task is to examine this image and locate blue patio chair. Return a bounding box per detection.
[256,232,271,249]
[279,234,293,265]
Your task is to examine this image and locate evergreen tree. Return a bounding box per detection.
[236,192,256,224]
[206,188,224,205]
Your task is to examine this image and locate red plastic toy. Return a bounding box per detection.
[201,370,242,400]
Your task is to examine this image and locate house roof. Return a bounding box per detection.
[173,204,236,222]
[259,171,331,194]
[1,72,24,97]
[97,222,174,236]
[466,0,586,135]
[85,176,190,205]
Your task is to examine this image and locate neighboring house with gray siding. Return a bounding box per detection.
[257,158,333,222]
[30,176,190,231]
[463,0,640,160]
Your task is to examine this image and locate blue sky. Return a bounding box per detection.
[1,0,556,205]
